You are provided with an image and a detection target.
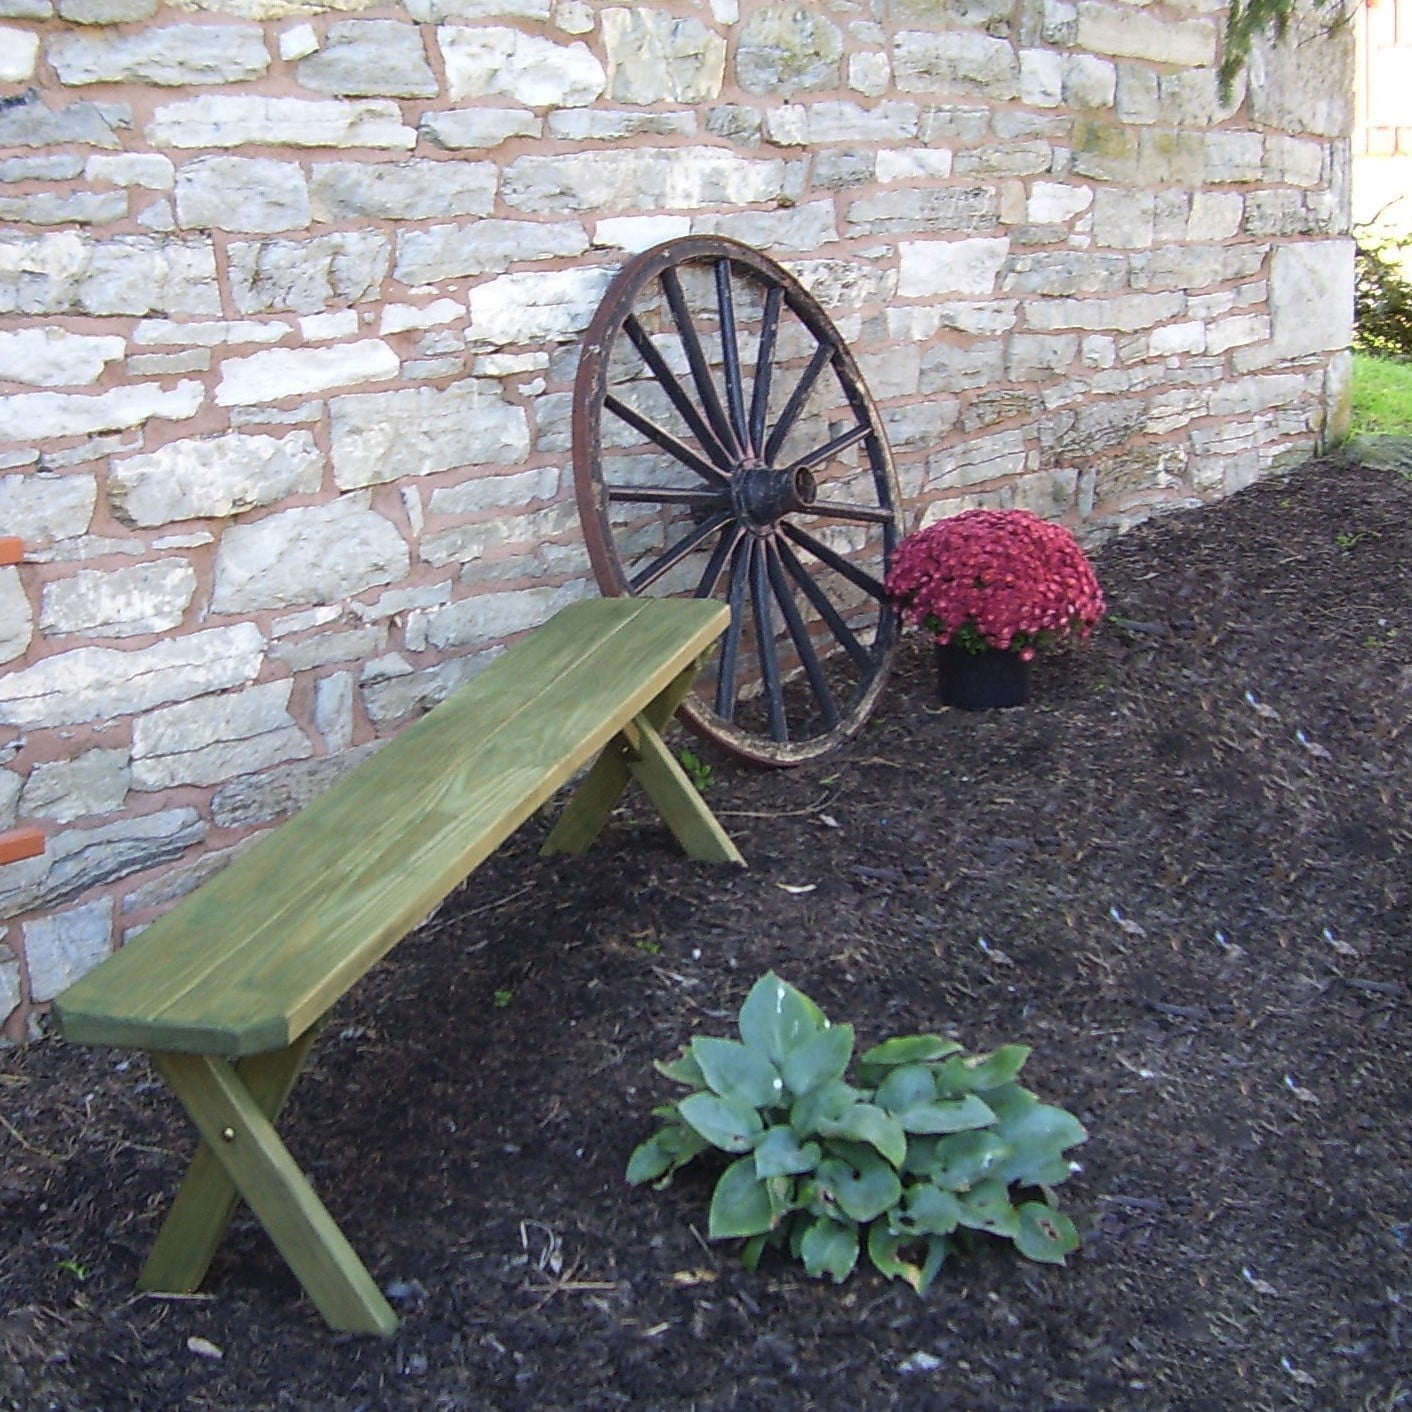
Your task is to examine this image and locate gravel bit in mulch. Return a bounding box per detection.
[3,456,1411,1412]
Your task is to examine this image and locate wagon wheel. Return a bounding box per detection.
[573,236,903,766]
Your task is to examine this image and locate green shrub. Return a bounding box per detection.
[1356,237,1412,362]
[628,972,1087,1294]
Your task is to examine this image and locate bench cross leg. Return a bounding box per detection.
[542,661,743,865]
[143,1041,397,1336]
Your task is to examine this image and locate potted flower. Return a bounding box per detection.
[885,508,1106,710]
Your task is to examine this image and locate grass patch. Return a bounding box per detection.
[1351,351,1412,437]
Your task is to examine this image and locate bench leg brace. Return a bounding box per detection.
[542,661,743,865]
[141,1037,398,1336]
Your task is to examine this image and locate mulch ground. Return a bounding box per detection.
[3,456,1412,1412]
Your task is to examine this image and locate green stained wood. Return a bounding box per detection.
[54,599,733,1058]
[153,1050,399,1336]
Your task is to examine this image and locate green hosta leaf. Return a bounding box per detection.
[895,1094,997,1136]
[738,972,827,1065]
[1014,1202,1080,1264]
[930,1130,1011,1190]
[892,1181,963,1237]
[778,1022,854,1099]
[653,1048,707,1088]
[979,1082,1035,1121]
[789,1080,859,1138]
[799,1217,859,1283]
[957,1178,1020,1237]
[935,1045,1030,1097]
[867,1225,952,1295]
[691,1035,785,1109]
[708,1156,779,1239]
[814,1151,903,1224]
[859,1034,963,1070]
[754,1125,822,1178]
[991,1103,1088,1187]
[874,1064,936,1115]
[817,1103,907,1168]
[626,1123,707,1185]
[678,1092,764,1154]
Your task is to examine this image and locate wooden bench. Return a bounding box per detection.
[53,597,741,1336]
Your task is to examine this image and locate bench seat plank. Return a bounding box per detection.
[55,598,731,1059]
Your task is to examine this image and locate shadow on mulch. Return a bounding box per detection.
[3,457,1412,1412]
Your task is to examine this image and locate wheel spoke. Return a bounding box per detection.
[695,522,746,600]
[750,539,789,742]
[630,510,734,593]
[776,537,875,672]
[622,315,735,472]
[749,286,783,457]
[765,540,840,729]
[714,259,751,457]
[764,341,834,464]
[604,393,729,486]
[714,537,752,720]
[779,521,890,602]
[784,422,871,474]
[660,267,743,463]
[797,499,896,526]
[605,484,729,507]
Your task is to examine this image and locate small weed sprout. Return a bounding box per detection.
[629,973,1087,1293]
[492,988,513,1008]
[678,748,713,792]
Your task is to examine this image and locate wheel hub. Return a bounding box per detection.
[735,462,818,529]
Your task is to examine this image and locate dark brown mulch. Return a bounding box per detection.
[3,457,1412,1412]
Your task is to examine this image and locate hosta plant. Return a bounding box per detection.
[628,973,1087,1294]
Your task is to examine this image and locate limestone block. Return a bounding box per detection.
[407,0,550,17]
[216,339,398,406]
[1268,239,1353,359]
[1092,442,1188,501]
[0,155,83,181]
[228,230,389,314]
[705,104,762,144]
[1206,312,1269,355]
[1158,67,1239,127]
[48,23,268,85]
[41,559,197,639]
[147,96,415,150]
[420,107,540,149]
[1266,135,1324,188]
[601,8,725,103]
[394,218,586,284]
[380,298,461,334]
[1027,180,1091,224]
[849,50,889,98]
[176,156,310,234]
[297,19,437,97]
[438,26,605,107]
[893,30,1020,100]
[1205,130,1264,185]
[692,200,837,253]
[787,258,896,310]
[1075,2,1215,66]
[1092,188,1154,249]
[1006,332,1078,380]
[503,146,788,213]
[0,326,123,386]
[1139,130,1206,186]
[133,318,285,346]
[548,110,696,140]
[1187,191,1243,242]
[360,656,488,725]
[876,149,953,183]
[925,427,1030,490]
[953,140,1052,178]
[0,26,38,80]
[1024,291,1185,332]
[211,495,410,613]
[898,237,1010,297]
[1063,52,1115,109]
[0,956,17,1025]
[0,623,265,727]
[1002,249,1127,296]
[736,4,842,95]
[961,389,1044,432]
[315,670,353,753]
[0,380,202,442]
[0,189,128,226]
[425,467,556,519]
[330,380,530,488]
[309,158,495,224]
[132,679,312,790]
[889,301,1017,339]
[57,0,156,17]
[24,898,112,1001]
[85,153,173,189]
[424,583,577,650]
[122,837,254,916]
[0,471,95,543]
[782,99,920,145]
[918,340,1004,394]
[1246,25,1352,138]
[845,185,999,235]
[0,92,125,149]
[1070,118,1141,183]
[1115,62,1159,124]
[0,567,30,664]
[917,105,990,144]
[1243,190,1331,238]
[270,625,386,672]
[20,747,130,823]
[1020,49,1061,107]
[1040,397,1145,460]
[300,310,358,342]
[1149,320,1205,357]
[468,267,615,345]
[593,214,692,251]
[1130,243,1264,292]
[278,21,316,59]
[210,744,379,830]
[109,430,322,529]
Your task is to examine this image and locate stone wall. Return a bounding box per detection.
[0,0,1353,1039]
